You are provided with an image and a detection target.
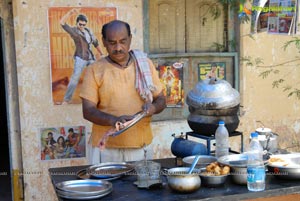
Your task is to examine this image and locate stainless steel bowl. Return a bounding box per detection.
[167,167,201,193]
[199,173,228,187]
[230,166,247,185]
[218,154,248,185]
[183,155,217,168]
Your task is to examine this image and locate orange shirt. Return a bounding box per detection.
[80,57,163,148]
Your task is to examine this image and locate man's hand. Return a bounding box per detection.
[142,102,156,117]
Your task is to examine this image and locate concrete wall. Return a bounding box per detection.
[1,0,300,200]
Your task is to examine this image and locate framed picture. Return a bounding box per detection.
[157,62,184,108]
[40,126,86,160]
[198,62,226,81]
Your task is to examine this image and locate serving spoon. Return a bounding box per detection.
[188,155,201,174]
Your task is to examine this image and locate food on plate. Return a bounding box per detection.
[268,157,285,163]
[268,157,288,166]
[203,162,230,176]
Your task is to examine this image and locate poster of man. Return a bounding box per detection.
[198,62,226,81]
[40,126,86,160]
[157,62,184,107]
[48,7,117,105]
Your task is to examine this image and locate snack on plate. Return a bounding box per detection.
[204,162,230,176]
[268,157,285,163]
[268,157,288,166]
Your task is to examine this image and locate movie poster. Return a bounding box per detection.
[198,62,226,81]
[157,62,184,107]
[48,7,117,105]
[40,126,86,160]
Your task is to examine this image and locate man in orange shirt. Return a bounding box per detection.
[80,20,166,163]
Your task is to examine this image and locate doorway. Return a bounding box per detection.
[0,18,13,201]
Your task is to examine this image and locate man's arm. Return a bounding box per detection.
[143,91,166,116]
[82,98,117,126]
[60,8,80,25]
[82,98,133,126]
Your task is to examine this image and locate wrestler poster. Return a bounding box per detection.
[40,126,86,160]
[157,62,184,108]
[48,7,117,105]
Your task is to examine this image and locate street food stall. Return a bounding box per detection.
[48,78,300,200]
[49,155,300,201]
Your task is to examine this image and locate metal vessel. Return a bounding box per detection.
[186,78,240,135]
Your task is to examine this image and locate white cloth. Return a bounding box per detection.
[131,49,156,102]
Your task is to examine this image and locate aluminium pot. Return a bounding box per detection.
[187,113,240,134]
[186,78,240,110]
[186,78,240,135]
[167,167,201,193]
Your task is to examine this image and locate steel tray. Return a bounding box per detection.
[112,111,146,136]
[88,162,134,179]
[56,186,112,200]
[55,179,112,195]
[267,153,300,179]
[76,168,121,180]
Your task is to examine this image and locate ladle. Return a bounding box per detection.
[188,155,201,174]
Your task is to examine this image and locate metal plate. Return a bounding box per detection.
[112,111,146,136]
[55,179,112,195]
[183,155,217,168]
[56,186,110,197]
[218,154,248,168]
[76,168,121,181]
[267,153,300,179]
[267,153,300,168]
[88,162,134,179]
[218,154,268,168]
[56,186,112,200]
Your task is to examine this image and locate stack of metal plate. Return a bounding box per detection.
[55,179,112,200]
[78,162,134,180]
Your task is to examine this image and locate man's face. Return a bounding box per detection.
[102,24,132,64]
[77,20,87,32]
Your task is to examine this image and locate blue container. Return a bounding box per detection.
[171,134,207,158]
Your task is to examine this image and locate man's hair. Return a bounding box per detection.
[48,132,53,136]
[102,20,131,39]
[76,14,88,23]
[68,128,74,133]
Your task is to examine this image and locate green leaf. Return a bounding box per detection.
[283,86,292,92]
[272,79,285,88]
[259,70,272,79]
[255,58,264,65]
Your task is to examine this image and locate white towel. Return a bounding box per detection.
[131,49,156,102]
